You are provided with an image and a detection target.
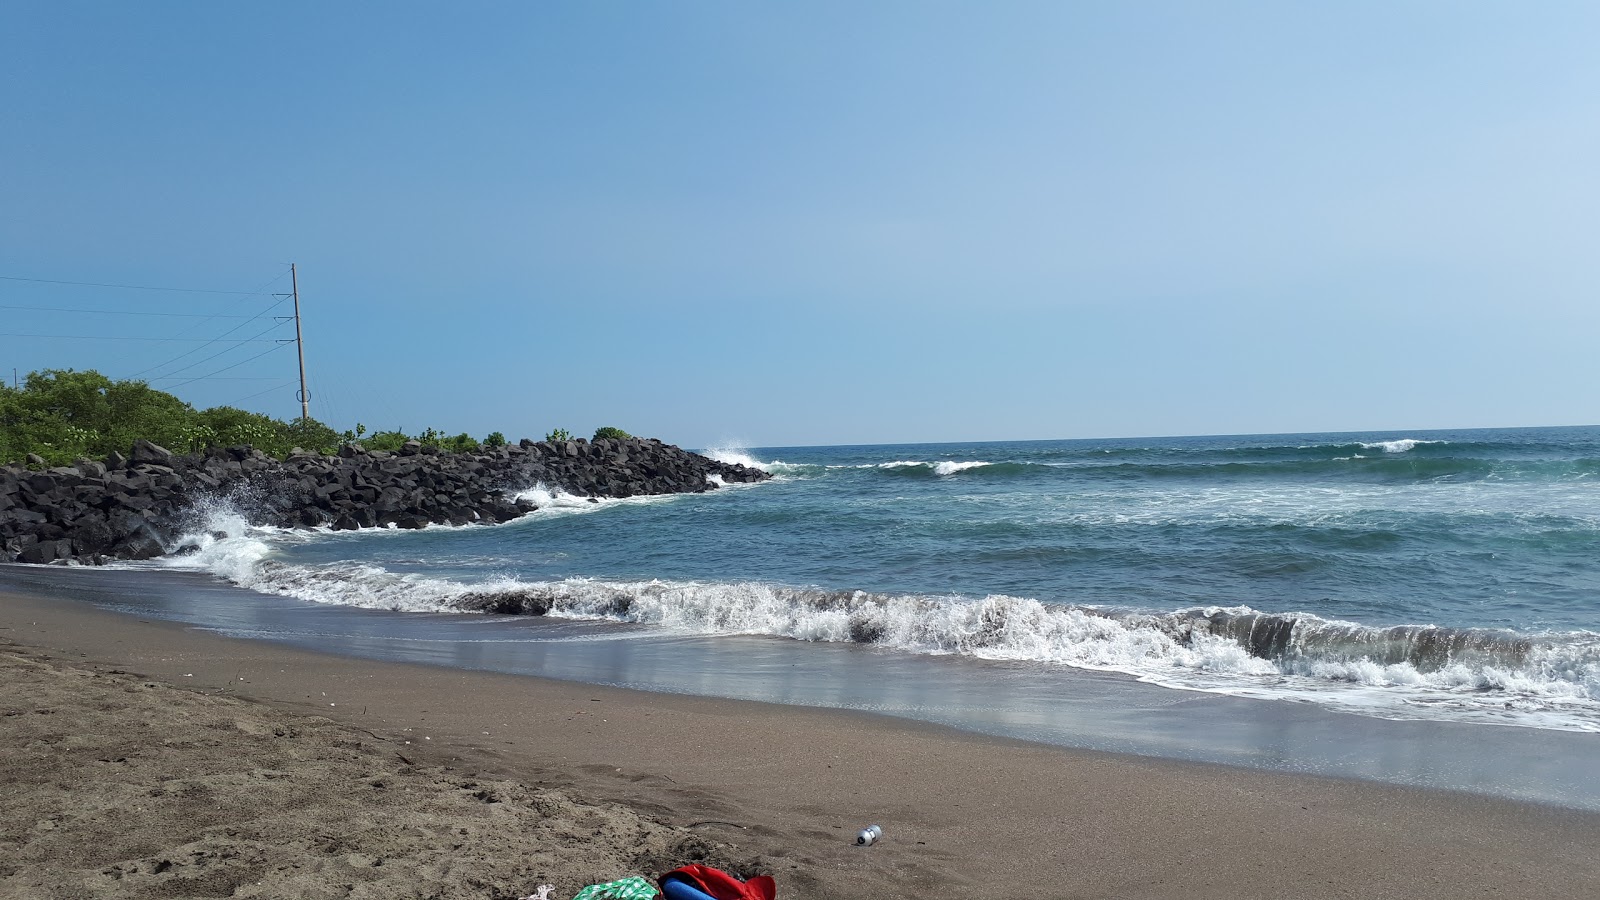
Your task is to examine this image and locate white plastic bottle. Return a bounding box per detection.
[856,824,883,846]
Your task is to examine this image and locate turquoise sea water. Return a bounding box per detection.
[163,425,1600,734]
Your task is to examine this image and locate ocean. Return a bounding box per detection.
[13,425,1599,806]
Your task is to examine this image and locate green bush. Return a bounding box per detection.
[0,367,536,465]
[366,430,410,452]
[1,369,196,465]
[282,417,344,455]
[195,406,292,455]
[546,428,573,442]
[592,426,631,441]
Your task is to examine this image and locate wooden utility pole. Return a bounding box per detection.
[291,263,309,423]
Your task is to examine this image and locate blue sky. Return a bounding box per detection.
[4,2,1597,448]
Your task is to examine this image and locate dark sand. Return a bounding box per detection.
[3,586,1599,900]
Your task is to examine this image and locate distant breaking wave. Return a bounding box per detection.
[713,443,1600,484]
[873,460,995,476]
[1361,438,1443,454]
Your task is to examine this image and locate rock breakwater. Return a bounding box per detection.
[0,436,768,565]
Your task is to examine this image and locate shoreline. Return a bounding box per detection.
[11,561,1599,813]
[5,584,1600,898]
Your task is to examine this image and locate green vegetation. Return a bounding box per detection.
[365,429,411,452]
[0,369,546,468]
[592,426,631,441]
[546,428,573,442]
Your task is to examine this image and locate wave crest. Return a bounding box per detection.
[143,496,1600,732]
[438,580,1597,729]
[1360,438,1443,454]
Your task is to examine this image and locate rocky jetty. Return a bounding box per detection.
[0,436,768,565]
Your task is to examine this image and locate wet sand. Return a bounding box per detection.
[4,585,1599,899]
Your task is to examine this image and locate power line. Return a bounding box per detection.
[0,265,299,380]
[128,296,292,379]
[1,265,311,413]
[163,341,293,390]
[0,273,281,295]
[147,320,291,381]
[227,380,299,406]
[147,376,287,381]
[0,332,289,342]
[0,266,308,410]
[0,304,283,319]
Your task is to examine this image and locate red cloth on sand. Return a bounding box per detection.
[659,864,776,900]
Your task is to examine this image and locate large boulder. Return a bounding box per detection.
[129,440,175,465]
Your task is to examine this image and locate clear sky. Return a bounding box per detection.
[4,2,1597,448]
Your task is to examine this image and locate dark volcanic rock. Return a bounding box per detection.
[1,436,768,566]
[129,439,175,465]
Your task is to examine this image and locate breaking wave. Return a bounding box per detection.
[701,437,1600,489]
[875,460,996,476]
[152,502,1600,732]
[1360,438,1442,454]
[702,446,817,478]
[453,583,1597,729]
[769,452,1600,485]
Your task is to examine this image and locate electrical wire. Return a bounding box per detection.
[2,267,305,412]
[312,381,342,429]
[4,265,307,410]
[0,333,286,342]
[148,321,292,381]
[226,380,298,406]
[163,341,293,390]
[116,266,294,378]
[0,273,281,295]
[129,296,292,379]
[0,304,276,318]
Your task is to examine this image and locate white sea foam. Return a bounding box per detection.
[513,483,613,514]
[932,460,992,475]
[703,446,770,471]
[1360,439,1442,454]
[701,446,817,478]
[701,448,1000,479]
[155,514,1600,732]
[140,491,1600,732]
[505,482,688,519]
[874,460,993,475]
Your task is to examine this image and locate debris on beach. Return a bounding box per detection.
[572,875,660,899]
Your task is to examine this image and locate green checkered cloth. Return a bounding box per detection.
[570,876,660,900]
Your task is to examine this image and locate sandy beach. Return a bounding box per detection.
[4,583,1599,900]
